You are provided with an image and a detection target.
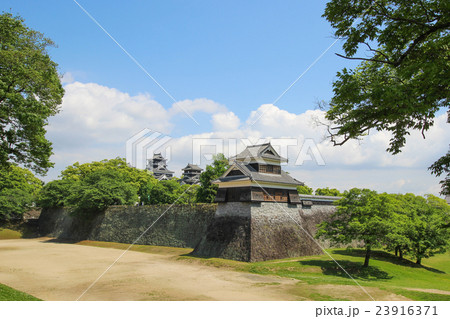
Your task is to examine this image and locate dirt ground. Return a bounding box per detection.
[0,238,408,301]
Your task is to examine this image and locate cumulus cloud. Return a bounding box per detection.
[48,81,172,144]
[44,81,449,196]
[211,111,241,131]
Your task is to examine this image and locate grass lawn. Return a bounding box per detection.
[0,228,22,240]
[0,283,40,301]
[76,240,450,301]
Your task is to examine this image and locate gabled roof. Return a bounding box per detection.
[214,161,303,186]
[230,143,287,163]
[181,175,200,183]
[153,168,174,174]
[182,163,203,171]
[152,153,165,160]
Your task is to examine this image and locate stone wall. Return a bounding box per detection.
[39,204,217,248]
[193,200,337,262]
[39,199,337,262]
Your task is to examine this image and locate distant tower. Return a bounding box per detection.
[180,164,203,185]
[146,153,174,180]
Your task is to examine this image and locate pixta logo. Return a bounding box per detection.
[126,129,172,169]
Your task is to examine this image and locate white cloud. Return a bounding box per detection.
[211,111,241,131]
[43,81,449,196]
[48,81,172,144]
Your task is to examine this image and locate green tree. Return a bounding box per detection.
[141,179,199,205]
[38,158,153,217]
[316,188,395,267]
[0,189,34,220]
[66,169,139,217]
[322,0,449,194]
[60,158,154,195]
[196,154,229,203]
[297,184,313,195]
[428,151,450,195]
[382,193,413,259]
[315,187,343,196]
[405,194,450,265]
[0,165,42,220]
[37,179,74,208]
[0,13,64,174]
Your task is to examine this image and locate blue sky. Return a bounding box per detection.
[4,1,354,125]
[3,1,448,195]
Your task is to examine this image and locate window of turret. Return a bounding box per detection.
[259,164,281,174]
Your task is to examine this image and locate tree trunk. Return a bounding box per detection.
[399,249,403,260]
[416,256,421,265]
[364,246,371,267]
[395,246,398,256]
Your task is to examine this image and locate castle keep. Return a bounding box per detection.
[146,153,174,180]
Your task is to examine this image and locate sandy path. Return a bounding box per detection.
[0,238,299,301]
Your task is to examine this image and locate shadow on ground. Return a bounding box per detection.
[40,238,81,244]
[299,259,392,280]
[333,249,445,274]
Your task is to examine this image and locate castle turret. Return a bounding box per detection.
[180,163,203,185]
[213,143,302,203]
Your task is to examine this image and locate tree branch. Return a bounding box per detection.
[394,21,450,66]
[335,53,395,65]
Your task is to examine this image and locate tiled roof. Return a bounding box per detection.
[182,163,203,171]
[215,161,303,186]
[152,153,165,160]
[153,168,174,174]
[230,143,287,162]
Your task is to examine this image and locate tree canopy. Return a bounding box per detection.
[315,187,343,197]
[38,158,202,216]
[317,188,450,266]
[323,0,449,194]
[297,184,313,195]
[196,154,229,203]
[38,158,154,217]
[0,13,64,175]
[316,188,395,267]
[66,169,140,217]
[0,165,42,220]
[141,179,198,205]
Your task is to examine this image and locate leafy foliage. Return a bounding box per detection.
[37,179,73,208]
[38,158,152,217]
[67,169,139,217]
[141,179,199,205]
[0,188,34,220]
[428,151,450,195]
[297,184,313,195]
[0,13,64,174]
[404,195,450,264]
[315,187,343,196]
[0,165,42,220]
[39,158,201,217]
[60,157,153,191]
[196,154,229,203]
[316,188,395,267]
[323,0,449,193]
[317,189,450,267]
